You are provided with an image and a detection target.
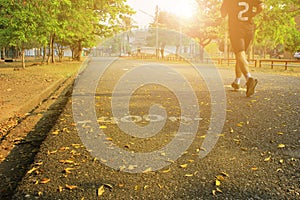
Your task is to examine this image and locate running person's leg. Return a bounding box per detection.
[230,29,257,96]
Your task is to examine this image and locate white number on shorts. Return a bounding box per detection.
[238,2,249,21]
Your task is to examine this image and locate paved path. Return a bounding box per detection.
[3,57,299,199]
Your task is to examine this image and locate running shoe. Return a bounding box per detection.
[246,77,258,97]
[231,82,240,90]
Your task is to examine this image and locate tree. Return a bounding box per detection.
[0,0,38,68]
[255,0,300,57]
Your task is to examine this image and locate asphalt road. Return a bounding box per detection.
[10,57,300,199]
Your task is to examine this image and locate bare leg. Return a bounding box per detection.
[235,51,250,80]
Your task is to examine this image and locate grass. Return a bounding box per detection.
[0,59,83,79]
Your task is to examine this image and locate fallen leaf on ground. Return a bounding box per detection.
[216,175,225,181]
[66,184,78,190]
[40,178,50,184]
[251,167,258,171]
[278,144,285,148]
[162,168,171,173]
[264,156,271,162]
[63,168,75,174]
[143,168,152,173]
[185,174,193,177]
[180,164,188,168]
[221,172,229,177]
[97,185,105,196]
[58,186,63,192]
[59,160,74,164]
[27,167,39,174]
[215,179,221,186]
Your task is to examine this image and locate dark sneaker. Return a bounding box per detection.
[231,82,240,90]
[246,77,258,97]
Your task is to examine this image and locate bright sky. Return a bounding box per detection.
[126,0,198,28]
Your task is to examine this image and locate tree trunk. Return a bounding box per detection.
[21,48,26,69]
[51,34,56,63]
[77,40,82,61]
[47,34,56,64]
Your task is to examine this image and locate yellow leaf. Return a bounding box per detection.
[58,186,63,192]
[251,167,258,171]
[63,168,75,174]
[188,160,194,163]
[279,159,284,164]
[277,132,284,135]
[66,184,78,190]
[97,185,105,196]
[216,188,223,193]
[215,179,221,186]
[278,144,285,148]
[212,190,217,196]
[221,172,229,177]
[230,127,234,133]
[143,168,152,173]
[38,191,42,196]
[100,125,107,129]
[27,167,39,174]
[236,123,243,127]
[59,160,74,164]
[52,130,59,135]
[185,174,193,177]
[162,168,171,173]
[180,164,188,168]
[264,156,271,162]
[40,178,50,184]
[157,183,163,189]
[216,175,225,181]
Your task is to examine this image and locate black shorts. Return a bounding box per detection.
[229,26,254,53]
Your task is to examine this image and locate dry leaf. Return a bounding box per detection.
[27,167,39,175]
[212,190,217,196]
[251,167,258,171]
[99,125,107,129]
[38,191,42,196]
[59,160,74,164]
[58,186,63,192]
[216,175,225,181]
[40,178,50,184]
[279,159,284,164]
[277,132,284,135]
[278,144,285,148]
[162,168,171,173]
[221,172,229,177]
[52,130,59,135]
[97,185,105,196]
[66,184,78,190]
[128,165,137,170]
[143,168,152,173]
[236,123,243,127]
[264,156,271,162]
[216,188,223,193]
[180,164,188,168]
[185,174,193,177]
[215,179,221,186]
[63,168,75,174]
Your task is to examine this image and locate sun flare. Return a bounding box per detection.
[168,0,198,19]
